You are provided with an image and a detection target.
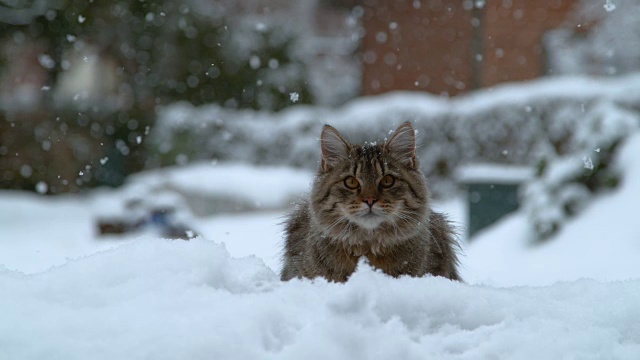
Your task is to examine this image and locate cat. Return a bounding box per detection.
[281,121,461,282]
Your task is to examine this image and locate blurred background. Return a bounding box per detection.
[1,0,639,285]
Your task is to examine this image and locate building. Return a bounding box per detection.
[356,0,579,96]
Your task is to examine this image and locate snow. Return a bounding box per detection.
[35,181,48,194]
[191,211,285,272]
[464,134,640,286]
[3,100,640,357]
[2,137,640,357]
[455,164,534,184]
[37,54,55,69]
[0,163,313,275]
[583,155,594,170]
[150,73,640,201]
[604,0,617,12]
[0,192,123,274]
[1,238,639,359]
[118,162,313,215]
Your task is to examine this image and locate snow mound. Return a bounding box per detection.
[127,162,313,209]
[94,162,314,218]
[2,238,639,359]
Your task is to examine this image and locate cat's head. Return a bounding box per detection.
[310,122,430,243]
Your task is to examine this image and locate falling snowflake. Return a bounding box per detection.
[289,92,300,103]
[37,54,55,69]
[249,56,261,70]
[603,0,616,12]
[100,157,109,165]
[78,15,86,24]
[583,156,594,170]
[35,181,48,194]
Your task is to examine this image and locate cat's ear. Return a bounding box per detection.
[320,125,350,171]
[385,121,417,169]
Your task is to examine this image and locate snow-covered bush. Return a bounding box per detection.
[522,101,639,241]
[147,75,640,240]
[149,75,640,188]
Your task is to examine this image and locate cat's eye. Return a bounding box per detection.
[380,175,395,188]
[344,176,360,189]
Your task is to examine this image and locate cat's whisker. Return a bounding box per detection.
[323,215,348,235]
[397,223,413,240]
[394,212,422,227]
[327,214,351,241]
[390,218,401,239]
[395,214,420,225]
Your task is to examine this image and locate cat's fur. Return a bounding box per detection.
[281,122,461,282]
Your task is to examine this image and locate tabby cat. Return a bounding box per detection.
[281,121,461,282]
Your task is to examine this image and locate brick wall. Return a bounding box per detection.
[358,0,578,96]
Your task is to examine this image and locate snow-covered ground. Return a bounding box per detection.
[463,133,640,287]
[2,136,640,358]
[2,239,639,359]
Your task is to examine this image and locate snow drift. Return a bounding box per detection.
[1,238,639,360]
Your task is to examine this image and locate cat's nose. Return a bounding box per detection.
[363,197,377,207]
